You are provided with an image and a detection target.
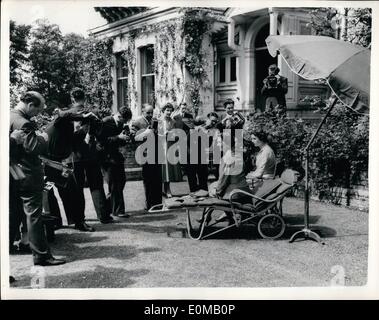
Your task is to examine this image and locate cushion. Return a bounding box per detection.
[190,189,209,198]
[280,169,300,185]
[165,198,184,209]
[252,179,282,199]
[275,183,293,194]
[196,198,230,207]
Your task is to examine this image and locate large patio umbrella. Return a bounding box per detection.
[265,35,370,244]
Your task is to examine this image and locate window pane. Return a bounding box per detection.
[141,45,155,75]
[142,75,155,105]
[117,54,128,78]
[219,57,226,83]
[117,79,128,107]
[230,56,237,82]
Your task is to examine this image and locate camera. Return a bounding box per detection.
[122,124,130,135]
[266,75,278,88]
[231,112,245,128]
[150,118,158,131]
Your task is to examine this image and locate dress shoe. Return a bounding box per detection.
[118,213,131,218]
[100,216,115,224]
[34,257,66,266]
[75,222,95,232]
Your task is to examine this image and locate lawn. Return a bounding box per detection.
[9,181,368,289]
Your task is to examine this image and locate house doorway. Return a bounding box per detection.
[255,23,277,112]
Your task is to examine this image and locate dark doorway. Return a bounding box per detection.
[255,23,277,112]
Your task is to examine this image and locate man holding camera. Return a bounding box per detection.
[96,106,133,218]
[130,104,162,211]
[10,91,65,266]
[44,102,98,232]
[261,64,288,113]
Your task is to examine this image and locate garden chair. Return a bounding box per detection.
[149,169,300,240]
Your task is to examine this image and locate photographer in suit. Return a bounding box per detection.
[44,103,98,232]
[220,99,245,130]
[96,106,132,218]
[261,64,288,113]
[130,104,162,210]
[10,91,65,266]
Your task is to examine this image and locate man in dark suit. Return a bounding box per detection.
[9,91,65,266]
[130,104,162,210]
[70,88,112,224]
[44,104,97,231]
[172,102,198,192]
[96,106,132,217]
[191,112,221,191]
[261,64,288,113]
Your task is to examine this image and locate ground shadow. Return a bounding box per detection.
[283,214,321,225]
[10,265,150,288]
[126,213,177,223]
[165,220,337,241]
[49,232,161,263]
[110,223,181,235]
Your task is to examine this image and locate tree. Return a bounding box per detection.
[28,19,69,109]
[308,7,371,48]
[10,20,31,86]
[10,20,31,107]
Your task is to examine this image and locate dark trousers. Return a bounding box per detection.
[45,165,83,225]
[103,162,126,216]
[55,176,83,225]
[13,178,52,261]
[185,164,208,192]
[142,163,162,210]
[73,160,109,221]
[9,176,24,247]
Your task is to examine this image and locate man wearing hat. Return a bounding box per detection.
[261,64,288,113]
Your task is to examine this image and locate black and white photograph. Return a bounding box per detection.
[1,0,378,300]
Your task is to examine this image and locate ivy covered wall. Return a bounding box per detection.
[110,8,224,116]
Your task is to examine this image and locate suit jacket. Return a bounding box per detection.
[261,75,288,107]
[130,116,151,142]
[96,115,126,164]
[10,109,47,191]
[71,103,100,162]
[46,108,86,161]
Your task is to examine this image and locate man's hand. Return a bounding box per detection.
[36,131,48,142]
[10,129,26,144]
[118,132,131,142]
[82,112,99,120]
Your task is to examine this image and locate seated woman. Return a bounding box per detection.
[246,130,276,182]
[208,128,251,223]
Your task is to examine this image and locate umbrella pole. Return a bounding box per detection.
[289,97,338,244]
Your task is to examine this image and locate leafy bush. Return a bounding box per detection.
[245,102,369,203]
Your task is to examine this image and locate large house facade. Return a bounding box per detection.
[91,7,329,118]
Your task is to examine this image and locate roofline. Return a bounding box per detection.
[89,7,177,37]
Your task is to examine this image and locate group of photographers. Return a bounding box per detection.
[9,64,287,271]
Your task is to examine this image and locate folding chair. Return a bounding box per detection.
[149,169,300,240]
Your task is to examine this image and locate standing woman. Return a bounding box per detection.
[159,102,183,197]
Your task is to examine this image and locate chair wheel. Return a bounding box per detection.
[257,214,285,239]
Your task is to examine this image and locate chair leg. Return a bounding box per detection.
[187,208,211,240]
